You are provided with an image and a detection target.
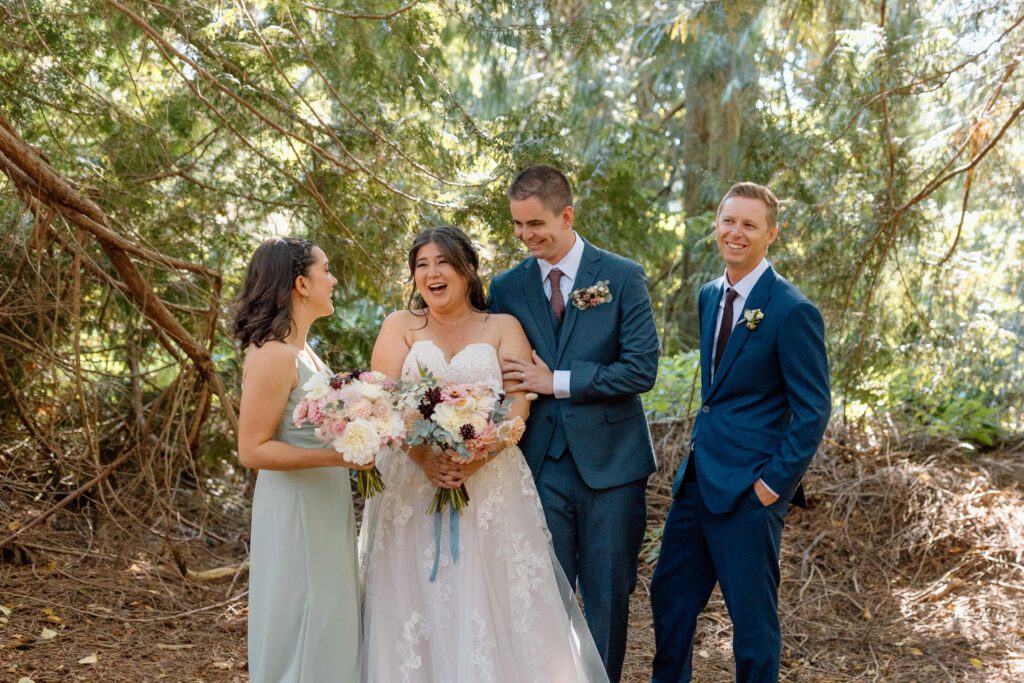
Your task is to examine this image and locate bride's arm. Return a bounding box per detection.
[370,311,412,379]
[496,315,533,427]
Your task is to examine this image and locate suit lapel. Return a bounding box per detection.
[706,266,778,400]
[556,241,601,366]
[699,281,723,400]
[520,259,558,361]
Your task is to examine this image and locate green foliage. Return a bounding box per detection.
[645,351,701,420]
[1,0,1022,470]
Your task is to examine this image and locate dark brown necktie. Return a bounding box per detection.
[714,288,739,374]
[548,268,565,322]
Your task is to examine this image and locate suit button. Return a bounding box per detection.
[701,406,710,414]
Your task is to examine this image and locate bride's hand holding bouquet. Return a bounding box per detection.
[401,368,526,514]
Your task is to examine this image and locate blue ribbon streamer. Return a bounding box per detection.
[450,505,460,566]
[429,504,461,583]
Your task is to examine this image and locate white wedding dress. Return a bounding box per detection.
[358,340,608,683]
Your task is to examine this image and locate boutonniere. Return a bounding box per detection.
[570,281,613,310]
[742,308,764,330]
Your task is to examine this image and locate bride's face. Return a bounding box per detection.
[414,241,470,312]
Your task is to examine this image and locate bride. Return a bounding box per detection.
[359,226,608,682]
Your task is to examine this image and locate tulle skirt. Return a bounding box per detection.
[358,445,608,683]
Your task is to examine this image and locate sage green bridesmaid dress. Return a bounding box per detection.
[248,347,359,681]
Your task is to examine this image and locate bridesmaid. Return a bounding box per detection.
[232,237,372,682]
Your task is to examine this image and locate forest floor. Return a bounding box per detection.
[2,423,1023,682]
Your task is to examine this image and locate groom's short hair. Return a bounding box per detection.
[718,182,780,228]
[508,165,573,215]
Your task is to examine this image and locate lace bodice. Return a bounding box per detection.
[401,340,503,386]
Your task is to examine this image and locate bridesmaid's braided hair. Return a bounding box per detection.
[232,237,316,348]
[407,227,488,313]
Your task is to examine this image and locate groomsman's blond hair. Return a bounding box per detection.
[717,182,780,228]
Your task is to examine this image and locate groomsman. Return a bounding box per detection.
[650,182,831,682]
[491,164,660,682]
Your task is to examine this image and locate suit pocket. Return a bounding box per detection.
[606,401,644,423]
[730,425,781,456]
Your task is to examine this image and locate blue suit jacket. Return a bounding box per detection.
[490,240,660,489]
[673,265,831,513]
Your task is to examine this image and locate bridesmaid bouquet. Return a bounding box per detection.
[401,367,525,581]
[293,369,405,498]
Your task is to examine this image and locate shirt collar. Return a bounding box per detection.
[721,258,770,302]
[538,232,584,283]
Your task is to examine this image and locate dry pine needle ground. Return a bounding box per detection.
[2,421,1023,682]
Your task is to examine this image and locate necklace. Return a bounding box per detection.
[428,310,474,342]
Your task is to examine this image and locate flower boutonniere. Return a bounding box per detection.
[742,308,764,330]
[570,281,613,310]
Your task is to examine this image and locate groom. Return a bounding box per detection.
[490,164,660,682]
[650,182,831,682]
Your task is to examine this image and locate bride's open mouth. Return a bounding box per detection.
[427,282,447,295]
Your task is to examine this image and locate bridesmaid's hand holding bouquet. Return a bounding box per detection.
[293,369,405,498]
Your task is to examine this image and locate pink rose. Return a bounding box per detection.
[347,400,373,420]
[328,418,347,439]
[306,401,324,426]
[292,401,309,428]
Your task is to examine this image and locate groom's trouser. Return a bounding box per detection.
[649,474,788,683]
[536,450,648,683]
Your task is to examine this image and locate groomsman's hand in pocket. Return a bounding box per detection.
[753,478,780,506]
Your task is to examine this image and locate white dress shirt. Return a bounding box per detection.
[711,258,770,377]
[537,232,584,399]
[710,257,778,497]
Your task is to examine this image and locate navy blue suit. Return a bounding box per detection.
[650,265,830,682]
[490,239,659,682]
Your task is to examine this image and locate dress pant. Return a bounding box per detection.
[650,464,788,683]
[536,449,648,683]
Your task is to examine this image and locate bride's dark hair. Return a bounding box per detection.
[232,237,316,348]
[407,227,488,313]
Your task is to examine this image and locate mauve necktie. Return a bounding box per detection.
[548,268,565,322]
[714,288,739,374]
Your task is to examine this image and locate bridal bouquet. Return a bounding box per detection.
[401,367,525,580]
[293,369,405,498]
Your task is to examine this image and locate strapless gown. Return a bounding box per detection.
[358,340,608,682]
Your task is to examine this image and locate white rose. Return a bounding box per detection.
[351,379,385,400]
[474,394,497,414]
[431,403,466,440]
[333,418,380,466]
[469,411,488,434]
[302,370,332,400]
[376,413,406,441]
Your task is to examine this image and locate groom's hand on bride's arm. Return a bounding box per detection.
[501,350,554,396]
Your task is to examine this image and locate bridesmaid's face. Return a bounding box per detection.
[413,242,469,312]
[296,246,337,317]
